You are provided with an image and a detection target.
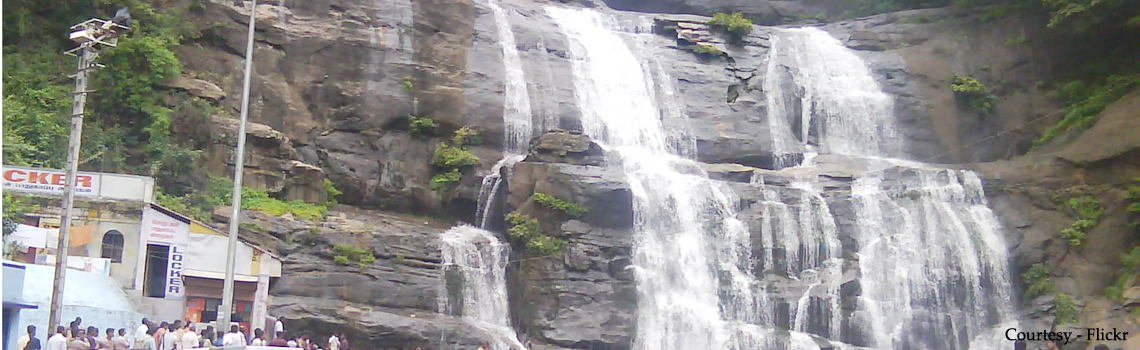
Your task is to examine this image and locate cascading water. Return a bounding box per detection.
[850,166,1014,350]
[440,2,532,349]
[548,7,762,349]
[438,225,527,350]
[764,27,901,161]
[759,25,1016,350]
[474,0,535,228]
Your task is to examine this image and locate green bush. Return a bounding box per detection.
[1035,74,1138,147]
[533,193,588,218]
[1056,80,1090,106]
[1023,263,1053,299]
[1004,34,1028,46]
[1058,196,1102,247]
[950,74,998,114]
[408,115,437,136]
[1053,293,1080,324]
[452,126,484,146]
[402,76,414,92]
[708,12,752,38]
[323,178,342,205]
[2,194,38,236]
[432,142,481,168]
[1106,247,1140,299]
[332,244,375,266]
[430,169,462,190]
[505,212,564,255]
[506,212,541,240]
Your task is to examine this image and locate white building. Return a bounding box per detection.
[4,165,282,331]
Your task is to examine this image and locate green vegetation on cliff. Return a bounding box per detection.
[1105,247,1140,300]
[1035,75,1139,147]
[950,74,998,114]
[707,12,752,40]
[1023,262,1053,299]
[332,244,376,268]
[1053,293,1080,324]
[505,212,564,255]
[1059,195,1103,247]
[533,193,588,218]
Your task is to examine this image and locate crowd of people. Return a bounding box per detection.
[17,317,498,350]
[14,317,327,350]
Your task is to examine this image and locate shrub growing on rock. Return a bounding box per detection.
[408,115,437,136]
[430,169,461,190]
[533,193,588,218]
[950,74,998,115]
[708,12,752,38]
[1053,293,1080,324]
[432,142,480,168]
[1023,263,1053,299]
[505,212,564,255]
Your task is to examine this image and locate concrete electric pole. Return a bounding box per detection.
[48,13,130,333]
[219,0,257,331]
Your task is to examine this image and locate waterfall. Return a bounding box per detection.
[475,0,534,228]
[764,27,901,161]
[851,167,1014,350]
[757,25,1015,350]
[548,7,764,349]
[439,225,527,350]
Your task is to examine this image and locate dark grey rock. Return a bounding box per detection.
[525,130,605,166]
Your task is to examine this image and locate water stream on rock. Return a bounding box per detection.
[441,2,531,349]
[758,26,1016,350]
[439,225,527,350]
[546,7,1015,350]
[549,7,755,349]
[475,0,535,229]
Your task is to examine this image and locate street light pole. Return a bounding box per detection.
[219,0,257,331]
[48,15,128,334]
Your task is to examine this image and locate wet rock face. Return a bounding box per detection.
[525,129,605,166]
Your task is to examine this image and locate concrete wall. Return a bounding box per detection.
[83,221,142,289]
[11,262,143,340]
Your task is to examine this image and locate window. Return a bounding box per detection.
[101,230,125,263]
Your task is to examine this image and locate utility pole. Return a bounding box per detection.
[219,0,257,331]
[48,14,129,333]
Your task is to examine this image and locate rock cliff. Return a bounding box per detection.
[168,0,1140,348]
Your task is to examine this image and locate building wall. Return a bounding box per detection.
[87,221,142,289]
[10,262,142,341]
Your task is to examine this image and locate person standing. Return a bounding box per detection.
[20,325,41,350]
[326,334,339,350]
[66,330,88,350]
[222,326,246,347]
[160,324,178,350]
[99,328,114,350]
[152,323,168,349]
[141,328,157,350]
[250,329,266,347]
[337,335,346,350]
[180,325,198,350]
[113,329,129,350]
[84,327,99,350]
[47,327,68,350]
[171,321,185,350]
[274,320,284,339]
[135,319,150,350]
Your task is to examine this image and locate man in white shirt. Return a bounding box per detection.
[46,327,68,350]
[180,326,199,350]
[160,326,178,350]
[327,334,339,350]
[274,320,284,339]
[221,326,245,347]
[135,319,150,349]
